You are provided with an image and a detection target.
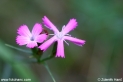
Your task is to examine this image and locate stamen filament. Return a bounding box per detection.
[65,34,71,36]
[49,34,54,35]
[64,40,69,46]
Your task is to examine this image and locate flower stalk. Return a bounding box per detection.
[43,62,56,82]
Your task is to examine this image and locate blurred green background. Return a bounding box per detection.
[0,0,123,82]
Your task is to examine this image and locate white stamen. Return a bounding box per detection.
[49,34,54,35]
[65,34,71,36]
[64,40,69,46]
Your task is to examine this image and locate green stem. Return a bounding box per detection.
[40,55,54,63]
[43,62,56,82]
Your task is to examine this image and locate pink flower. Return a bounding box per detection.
[16,23,47,48]
[39,16,86,58]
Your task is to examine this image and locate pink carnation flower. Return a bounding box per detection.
[16,23,47,48]
[39,16,86,58]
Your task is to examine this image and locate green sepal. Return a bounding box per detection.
[51,41,57,57]
[31,47,43,63]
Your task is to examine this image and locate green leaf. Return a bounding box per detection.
[5,44,31,54]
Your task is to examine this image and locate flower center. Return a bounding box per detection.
[30,36,34,41]
[56,32,64,40]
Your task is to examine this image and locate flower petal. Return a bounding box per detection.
[16,36,30,45]
[56,40,65,58]
[62,19,78,34]
[32,23,42,37]
[42,16,59,33]
[64,36,85,46]
[35,34,48,43]
[39,36,56,51]
[26,41,38,48]
[17,25,31,37]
